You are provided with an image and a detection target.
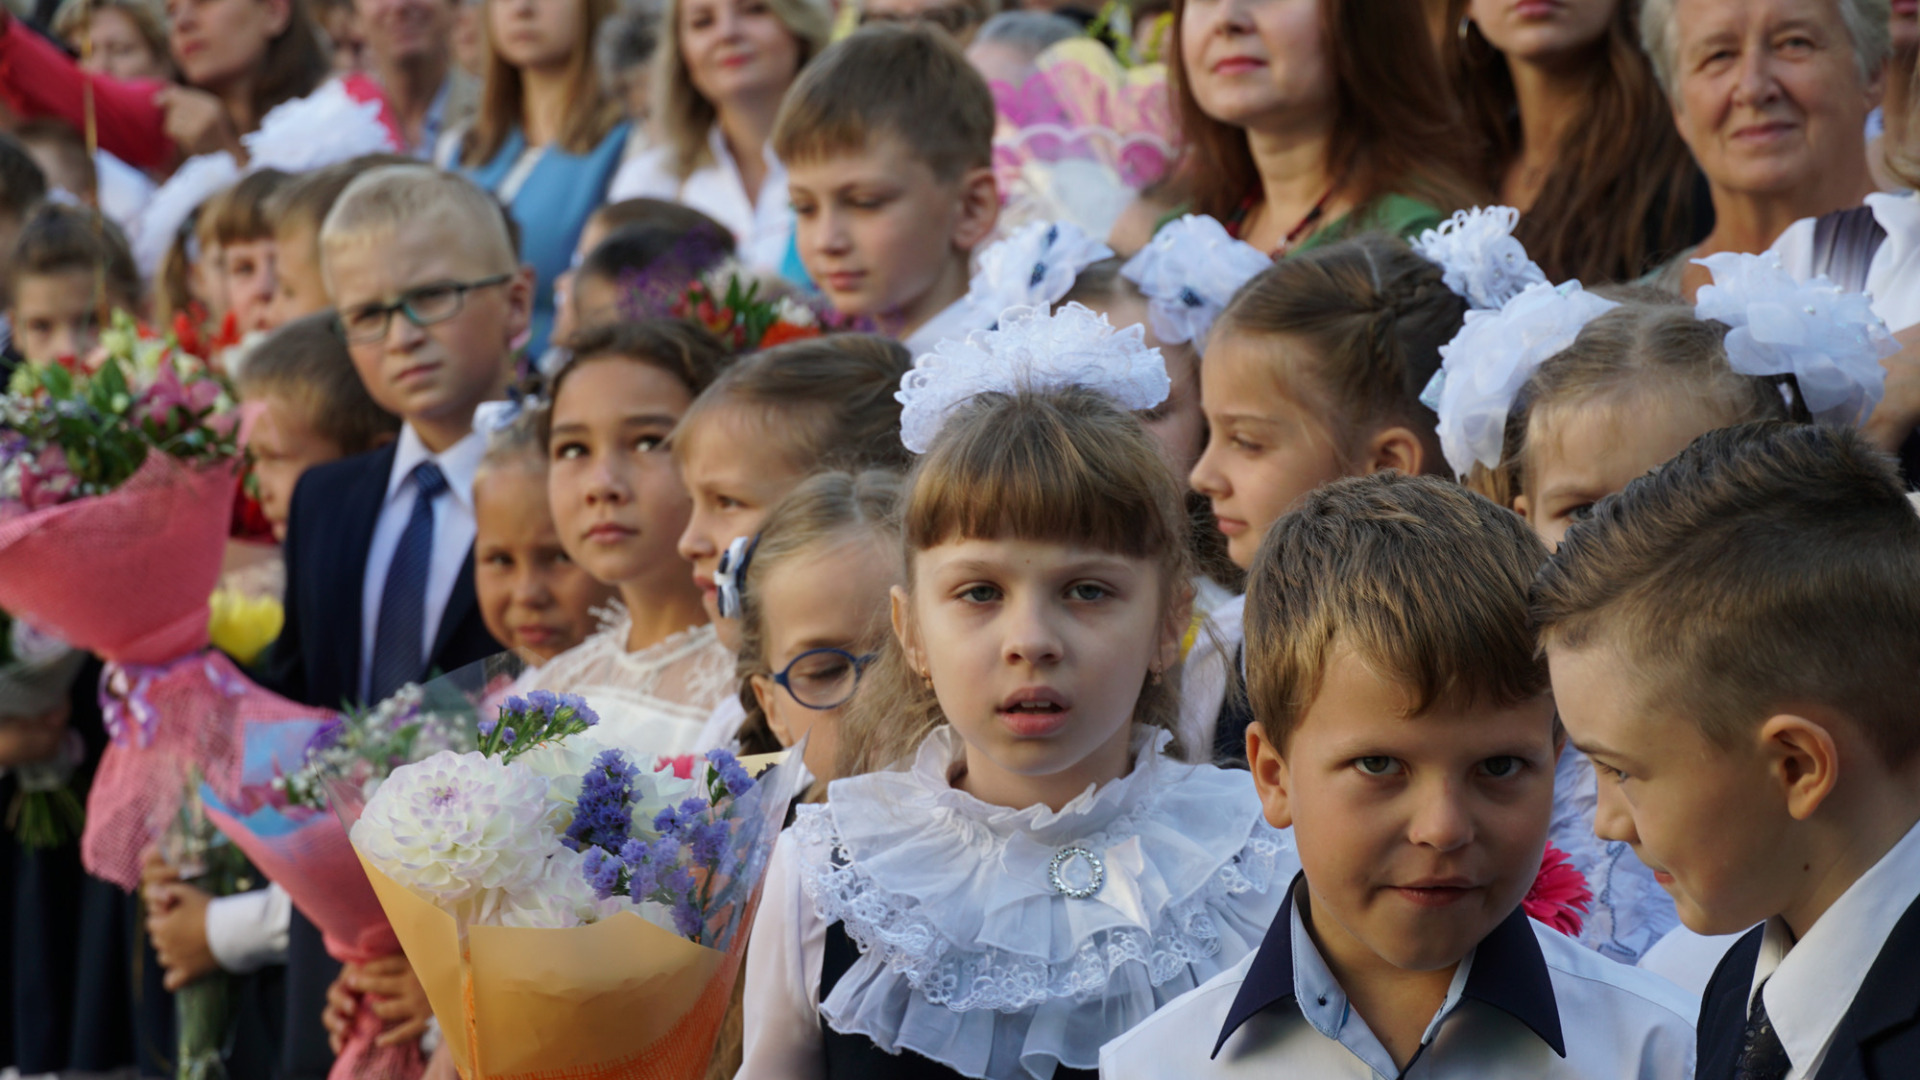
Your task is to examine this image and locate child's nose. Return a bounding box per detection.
[1592,776,1639,846]
[1405,781,1475,852]
[1001,597,1065,667]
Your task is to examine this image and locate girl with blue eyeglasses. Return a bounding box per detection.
[731,469,903,792]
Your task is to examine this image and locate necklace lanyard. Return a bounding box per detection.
[1268,182,1339,258]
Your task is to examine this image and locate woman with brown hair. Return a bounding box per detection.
[1114,0,1481,256]
[606,0,833,271]
[0,0,330,171]
[1447,0,1709,284]
[447,0,630,353]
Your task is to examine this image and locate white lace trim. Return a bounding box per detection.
[522,610,735,753]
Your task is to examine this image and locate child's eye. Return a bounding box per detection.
[1479,756,1523,778]
[715,495,745,511]
[1593,760,1629,783]
[552,440,587,461]
[1230,435,1263,453]
[1065,582,1110,602]
[1354,756,1401,776]
[634,434,664,453]
[958,584,1001,603]
[484,552,514,568]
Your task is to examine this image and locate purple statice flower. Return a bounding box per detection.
[477,718,497,738]
[581,846,625,900]
[706,749,755,798]
[567,697,600,727]
[500,727,517,745]
[565,750,640,854]
[660,865,697,901]
[653,796,708,837]
[503,695,529,716]
[304,718,345,756]
[525,689,559,718]
[671,899,704,939]
[688,820,730,870]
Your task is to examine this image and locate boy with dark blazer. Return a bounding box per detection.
[1539,423,1920,1080]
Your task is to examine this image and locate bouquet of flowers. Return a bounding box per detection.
[349,689,801,1079]
[671,263,824,352]
[198,655,525,1080]
[0,312,259,888]
[0,610,89,848]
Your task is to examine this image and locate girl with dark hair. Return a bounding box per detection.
[0,0,331,170]
[1117,0,1482,256]
[1446,0,1709,284]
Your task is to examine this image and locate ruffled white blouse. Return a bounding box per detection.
[517,605,734,755]
[738,726,1296,1080]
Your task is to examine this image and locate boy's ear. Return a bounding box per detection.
[1759,712,1842,822]
[949,166,1000,254]
[1246,723,1295,830]
[502,264,536,344]
[1363,425,1424,477]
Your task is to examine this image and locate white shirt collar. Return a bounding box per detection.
[902,290,1002,359]
[1751,814,1920,1074]
[386,421,486,508]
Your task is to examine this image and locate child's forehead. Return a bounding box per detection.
[786,130,935,186]
[1293,646,1554,750]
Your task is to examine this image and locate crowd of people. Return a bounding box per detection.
[1,0,1920,1075]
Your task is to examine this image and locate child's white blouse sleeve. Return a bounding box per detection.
[736,829,825,1080]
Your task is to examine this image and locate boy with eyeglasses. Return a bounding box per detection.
[257,164,522,1078]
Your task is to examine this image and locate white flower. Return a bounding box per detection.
[971,220,1114,313]
[497,846,624,929]
[1411,206,1547,312]
[1119,214,1270,347]
[1427,281,1619,477]
[897,303,1170,453]
[352,750,558,912]
[1693,252,1896,426]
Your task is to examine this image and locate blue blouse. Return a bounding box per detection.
[463,121,631,355]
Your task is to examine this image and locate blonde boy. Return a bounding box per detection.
[1104,473,1694,1078]
[1538,422,1920,1080]
[771,23,999,351]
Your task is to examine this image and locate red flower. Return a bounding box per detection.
[1523,843,1593,937]
[759,322,822,349]
[653,754,697,780]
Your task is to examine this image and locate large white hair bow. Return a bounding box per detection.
[1692,252,1895,427]
[896,303,1170,453]
[1422,281,1619,477]
[1411,206,1547,311]
[1119,214,1270,348]
[971,220,1114,313]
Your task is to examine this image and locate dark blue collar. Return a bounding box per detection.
[1211,874,1566,1063]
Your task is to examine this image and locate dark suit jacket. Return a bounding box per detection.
[1697,893,1920,1080]
[255,441,502,1080]
[258,441,502,712]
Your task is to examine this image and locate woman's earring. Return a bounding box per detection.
[1149,667,1164,687]
[1457,15,1473,43]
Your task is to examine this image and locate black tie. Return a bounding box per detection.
[1735,979,1792,1080]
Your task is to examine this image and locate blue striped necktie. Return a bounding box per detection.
[368,461,447,703]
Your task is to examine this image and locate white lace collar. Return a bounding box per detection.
[794,726,1295,1078]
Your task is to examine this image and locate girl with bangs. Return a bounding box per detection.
[737,306,1297,1080]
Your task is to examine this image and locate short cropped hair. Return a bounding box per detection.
[236,312,402,455]
[13,202,140,307]
[677,333,915,473]
[772,23,995,180]
[1533,422,1920,763]
[266,153,416,238]
[1641,0,1889,96]
[1245,472,1550,749]
[320,166,518,284]
[0,134,49,222]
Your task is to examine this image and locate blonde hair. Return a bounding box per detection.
[1215,233,1464,471]
[838,387,1194,776]
[1465,296,1799,509]
[735,469,903,762]
[654,0,833,181]
[320,165,519,283]
[1535,422,1920,763]
[1245,472,1550,749]
[771,23,994,180]
[463,0,624,166]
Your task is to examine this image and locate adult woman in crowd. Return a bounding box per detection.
[1114,0,1480,256]
[606,0,832,272]
[450,0,630,354]
[1448,0,1709,284]
[1641,0,1887,297]
[0,0,331,172]
[52,0,176,82]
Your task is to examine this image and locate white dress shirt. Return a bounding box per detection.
[205,883,292,974]
[1103,878,1698,1079]
[357,424,486,703]
[1768,191,1920,331]
[1746,814,1920,1080]
[607,125,792,273]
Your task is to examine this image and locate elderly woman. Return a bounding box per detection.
[1642,0,1889,297]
